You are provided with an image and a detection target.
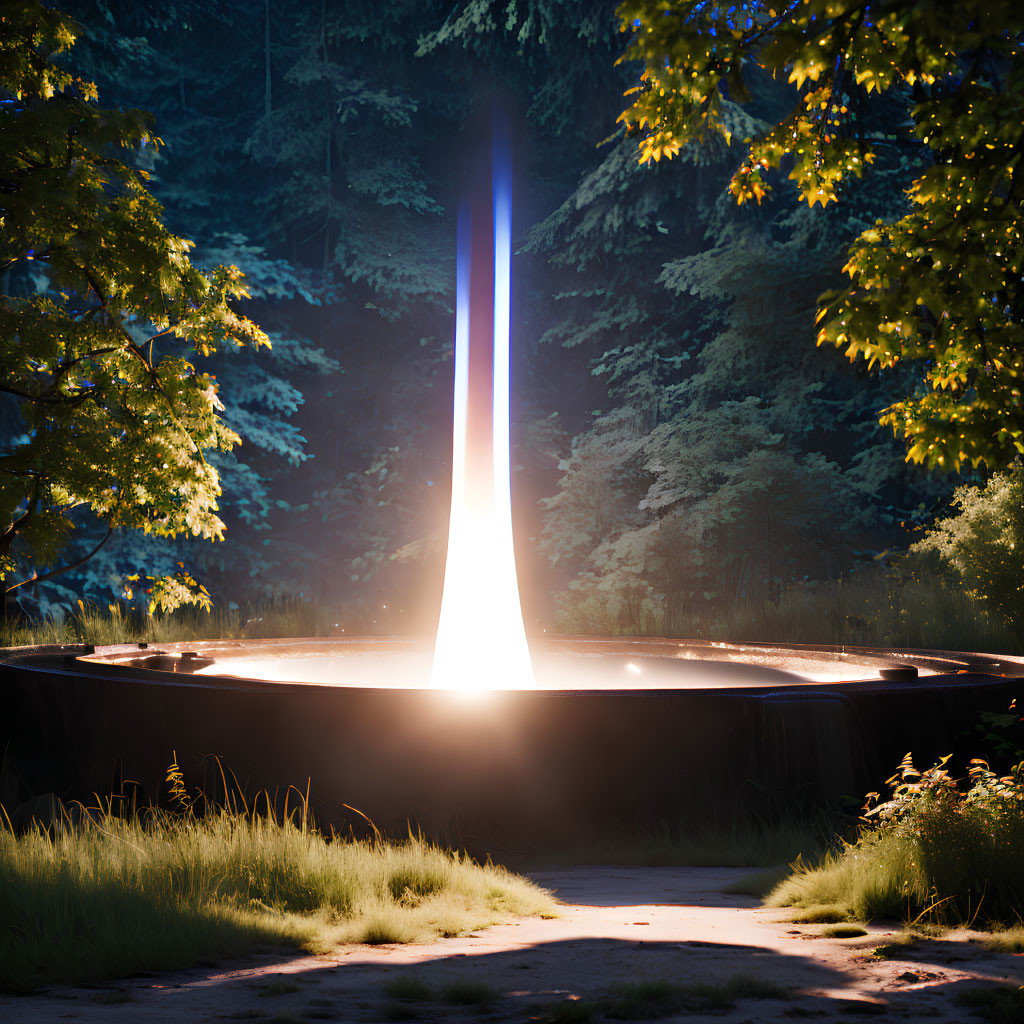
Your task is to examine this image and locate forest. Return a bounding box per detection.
[2,0,1022,648]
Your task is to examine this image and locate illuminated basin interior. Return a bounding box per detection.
[79,635,1017,690]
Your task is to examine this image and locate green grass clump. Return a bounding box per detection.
[602,976,789,1019]
[982,927,1024,953]
[872,941,912,960]
[956,985,1024,1024]
[787,905,850,923]
[821,925,868,938]
[768,756,1024,927]
[0,805,555,992]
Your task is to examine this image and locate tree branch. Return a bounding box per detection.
[0,382,96,406]
[4,527,113,594]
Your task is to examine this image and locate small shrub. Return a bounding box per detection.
[911,470,1024,632]
[956,985,1024,1024]
[770,753,1024,927]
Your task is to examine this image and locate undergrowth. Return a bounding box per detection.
[0,775,555,991]
[555,560,1020,653]
[0,595,423,649]
[769,752,1024,928]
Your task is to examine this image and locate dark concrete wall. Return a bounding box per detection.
[1,649,1017,851]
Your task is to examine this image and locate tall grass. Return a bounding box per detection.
[0,596,337,649]
[0,593,438,649]
[0,803,555,991]
[555,563,1021,653]
[768,756,1024,926]
[6,561,1019,653]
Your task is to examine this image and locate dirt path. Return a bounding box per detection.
[3,866,1021,1022]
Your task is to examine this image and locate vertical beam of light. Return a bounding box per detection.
[430,109,535,691]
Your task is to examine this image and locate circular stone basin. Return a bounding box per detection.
[79,634,1008,688]
[3,636,1021,849]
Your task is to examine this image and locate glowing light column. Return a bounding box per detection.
[431,111,535,691]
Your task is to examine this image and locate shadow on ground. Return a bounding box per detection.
[8,932,1019,1024]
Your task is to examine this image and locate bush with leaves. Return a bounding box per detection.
[772,751,1024,925]
[911,470,1024,632]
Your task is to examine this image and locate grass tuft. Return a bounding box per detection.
[956,985,1024,1024]
[0,804,555,992]
[821,925,869,938]
[603,975,789,1019]
[982,927,1024,953]
[787,905,850,924]
[871,935,917,960]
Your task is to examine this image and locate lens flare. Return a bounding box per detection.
[431,111,534,691]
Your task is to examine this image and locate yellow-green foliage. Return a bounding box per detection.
[617,0,1024,471]
[911,470,1024,631]
[769,755,1024,926]
[1,0,268,610]
[0,808,555,991]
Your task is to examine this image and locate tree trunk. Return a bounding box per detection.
[321,0,333,275]
[264,0,273,127]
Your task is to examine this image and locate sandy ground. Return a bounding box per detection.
[3,866,1022,1023]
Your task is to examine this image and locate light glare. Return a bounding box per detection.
[431,113,534,692]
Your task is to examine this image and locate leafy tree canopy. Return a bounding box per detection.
[0,0,267,612]
[616,0,1024,472]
